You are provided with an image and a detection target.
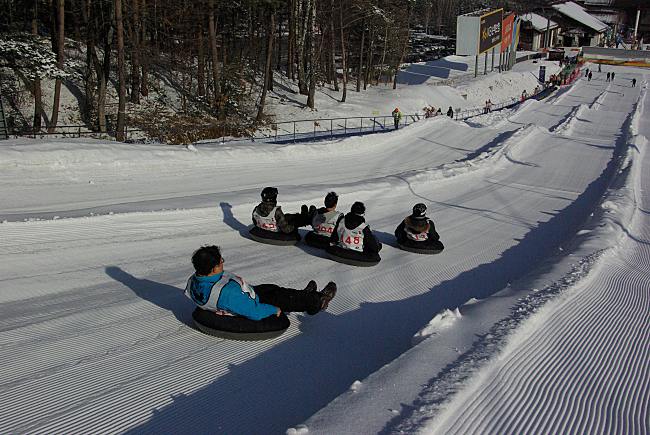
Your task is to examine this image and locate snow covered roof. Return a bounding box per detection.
[552,1,608,33]
[520,13,559,32]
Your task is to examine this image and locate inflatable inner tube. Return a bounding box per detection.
[192,308,290,341]
[397,240,444,255]
[326,245,381,267]
[249,226,300,246]
[304,231,331,249]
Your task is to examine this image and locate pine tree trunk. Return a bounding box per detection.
[130,0,141,104]
[115,0,126,141]
[377,25,388,85]
[330,0,338,91]
[140,0,149,97]
[364,27,374,90]
[48,0,65,133]
[32,0,43,131]
[306,0,316,108]
[197,24,205,97]
[296,0,308,95]
[208,0,221,108]
[393,4,412,90]
[256,11,275,122]
[339,0,346,103]
[287,0,294,80]
[356,24,364,92]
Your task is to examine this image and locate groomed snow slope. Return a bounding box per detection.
[0,68,647,434]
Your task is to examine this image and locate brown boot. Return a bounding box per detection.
[319,282,337,311]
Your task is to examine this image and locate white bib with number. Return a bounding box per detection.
[405,226,429,242]
[253,206,279,232]
[312,210,343,236]
[337,222,367,252]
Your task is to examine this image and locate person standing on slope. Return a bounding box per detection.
[392,107,402,130]
[447,106,454,118]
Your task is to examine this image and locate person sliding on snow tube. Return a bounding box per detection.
[304,191,344,249]
[327,201,382,267]
[186,245,337,340]
[250,187,310,245]
[394,203,444,254]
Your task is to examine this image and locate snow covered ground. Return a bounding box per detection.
[0,64,648,434]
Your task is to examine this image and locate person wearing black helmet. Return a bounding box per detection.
[250,187,310,244]
[305,192,345,249]
[327,201,382,266]
[394,203,444,254]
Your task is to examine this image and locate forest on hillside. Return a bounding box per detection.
[0,0,499,143]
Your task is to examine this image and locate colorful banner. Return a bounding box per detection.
[479,9,503,54]
[501,14,514,52]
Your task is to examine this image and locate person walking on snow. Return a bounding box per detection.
[632,78,637,87]
[392,107,402,129]
[611,72,616,81]
[588,71,593,81]
[606,72,611,82]
[446,106,454,118]
[185,246,337,320]
[598,63,601,72]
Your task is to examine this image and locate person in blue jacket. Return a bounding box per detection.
[185,245,337,320]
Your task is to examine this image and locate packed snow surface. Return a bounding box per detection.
[0,64,648,434]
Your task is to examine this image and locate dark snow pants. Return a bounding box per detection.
[253,284,321,315]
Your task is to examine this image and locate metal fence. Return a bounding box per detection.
[10,113,423,144]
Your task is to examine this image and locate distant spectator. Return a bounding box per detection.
[584,68,589,77]
[588,71,593,81]
[606,72,611,82]
[611,72,616,81]
[446,106,454,118]
[598,63,602,72]
[632,78,637,87]
[392,107,402,129]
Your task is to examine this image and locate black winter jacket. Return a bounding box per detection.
[252,202,295,234]
[330,212,382,254]
[394,217,440,243]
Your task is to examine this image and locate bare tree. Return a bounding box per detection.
[48,0,65,133]
[115,0,126,141]
[257,10,275,122]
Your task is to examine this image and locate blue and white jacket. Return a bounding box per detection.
[184,272,278,321]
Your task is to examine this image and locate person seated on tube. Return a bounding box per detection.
[251,187,310,240]
[394,203,444,251]
[185,246,337,321]
[304,192,344,248]
[328,201,382,262]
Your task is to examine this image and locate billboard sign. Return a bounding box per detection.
[501,14,514,52]
[479,9,503,53]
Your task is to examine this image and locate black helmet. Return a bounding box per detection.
[261,187,278,203]
[412,203,427,220]
[324,191,339,208]
[351,201,365,216]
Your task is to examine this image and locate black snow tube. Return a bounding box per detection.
[397,239,445,255]
[326,245,381,267]
[192,308,290,341]
[304,231,332,249]
[249,226,300,246]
